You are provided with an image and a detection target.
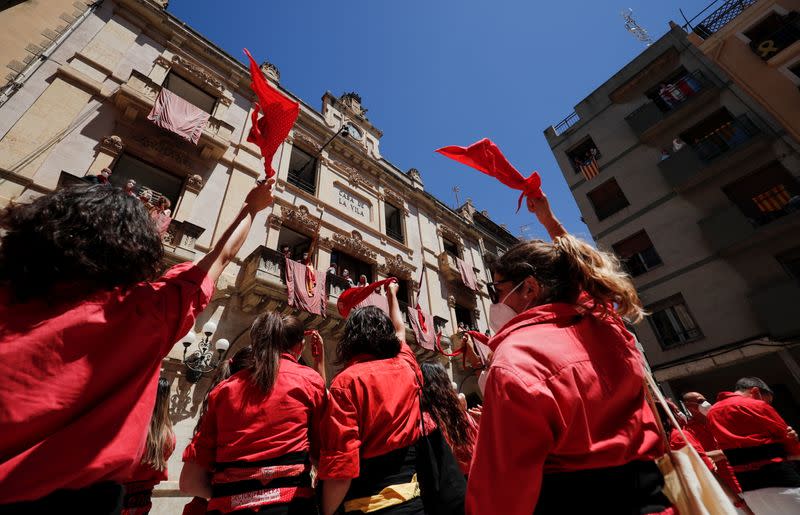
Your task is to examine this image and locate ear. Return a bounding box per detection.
[522,276,541,299]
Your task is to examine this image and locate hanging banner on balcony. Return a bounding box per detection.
[148,89,210,145]
[456,257,478,291]
[408,305,436,350]
[285,258,327,317]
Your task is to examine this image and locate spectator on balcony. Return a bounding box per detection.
[672,137,686,152]
[280,244,292,260]
[86,167,112,185]
[150,197,172,236]
[327,264,337,276]
[342,268,354,287]
[358,274,368,288]
[658,82,684,108]
[0,179,275,511]
[124,179,138,197]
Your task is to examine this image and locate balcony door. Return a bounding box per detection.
[111,154,184,207]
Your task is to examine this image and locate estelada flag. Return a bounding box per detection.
[244,48,299,178]
[337,278,397,318]
[436,138,543,212]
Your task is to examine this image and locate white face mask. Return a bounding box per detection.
[698,401,712,416]
[488,281,525,334]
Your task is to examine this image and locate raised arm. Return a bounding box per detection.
[526,193,566,241]
[197,179,275,283]
[385,280,405,343]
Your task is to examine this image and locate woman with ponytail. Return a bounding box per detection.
[121,377,175,515]
[179,313,326,514]
[466,194,672,515]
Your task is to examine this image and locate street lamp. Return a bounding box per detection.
[180,321,230,383]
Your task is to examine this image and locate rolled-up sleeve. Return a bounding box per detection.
[318,385,361,480]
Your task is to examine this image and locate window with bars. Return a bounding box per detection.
[287,145,317,195]
[163,72,217,114]
[385,202,404,243]
[647,294,703,349]
[612,230,663,277]
[587,179,630,221]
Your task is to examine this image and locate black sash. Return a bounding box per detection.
[0,482,124,515]
[342,444,423,514]
[722,442,786,467]
[535,460,671,515]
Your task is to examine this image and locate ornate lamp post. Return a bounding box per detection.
[180,321,230,383]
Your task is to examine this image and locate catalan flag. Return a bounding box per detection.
[578,154,600,181]
[753,184,791,213]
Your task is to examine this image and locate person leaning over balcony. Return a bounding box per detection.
[466,193,672,515]
[180,313,326,514]
[319,284,427,515]
[0,178,275,512]
[706,377,800,514]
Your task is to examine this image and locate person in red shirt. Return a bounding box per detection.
[319,283,426,515]
[420,362,478,476]
[707,377,800,514]
[121,377,176,515]
[682,391,742,496]
[179,312,326,514]
[466,194,672,515]
[0,179,275,511]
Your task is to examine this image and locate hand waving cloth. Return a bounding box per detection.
[285,258,327,317]
[244,48,299,178]
[336,278,397,318]
[436,138,543,211]
[408,304,436,350]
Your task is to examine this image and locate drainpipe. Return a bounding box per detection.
[0,0,104,107]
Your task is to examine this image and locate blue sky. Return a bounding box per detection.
[170,0,714,241]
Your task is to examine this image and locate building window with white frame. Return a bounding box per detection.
[647,294,703,349]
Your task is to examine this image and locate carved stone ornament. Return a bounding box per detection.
[282,205,318,234]
[332,231,377,262]
[133,135,192,168]
[438,225,463,248]
[267,214,283,230]
[447,295,456,308]
[171,55,224,93]
[407,168,422,183]
[99,135,124,155]
[378,254,414,279]
[186,174,203,192]
[344,166,368,189]
[338,92,368,120]
[260,60,280,83]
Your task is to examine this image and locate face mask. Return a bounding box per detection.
[488,281,525,333]
[698,401,711,416]
[676,412,688,426]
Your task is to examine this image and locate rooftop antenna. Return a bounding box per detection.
[452,186,461,208]
[621,8,653,47]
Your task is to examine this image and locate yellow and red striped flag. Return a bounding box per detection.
[579,155,600,181]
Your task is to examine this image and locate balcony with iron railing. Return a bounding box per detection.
[325,272,351,300]
[658,115,764,190]
[699,194,800,255]
[625,71,717,141]
[692,0,758,39]
[114,70,234,160]
[551,111,580,137]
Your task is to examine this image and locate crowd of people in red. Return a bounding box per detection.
[0,177,798,515]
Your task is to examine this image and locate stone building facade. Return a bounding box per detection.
[0,0,514,510]
[544,24,800,429]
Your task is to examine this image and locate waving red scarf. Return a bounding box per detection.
[244,48,299,178]
[436,138,542,211]
[337,278,397,318]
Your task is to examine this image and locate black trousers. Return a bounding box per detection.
[0,482,124,515]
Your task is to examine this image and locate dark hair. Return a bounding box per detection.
[336,306,400,365]
[0,185,164,301]
[735,377,772,394]
[250,312,304,392]
[142,377,174,471]
[420,362,473,453]
[193,346,253,436]
[487,234,644,322]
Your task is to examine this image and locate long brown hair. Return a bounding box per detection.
[420,362,473,453]
[142,377,175,471]
[489,234,645,322]
[250,312,304,392]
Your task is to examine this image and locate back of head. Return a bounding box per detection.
[143,377,174,471]
[420,362,471,450]
[0,184,164,302]
[336,306,400,365]
[250,312,304,392]
[489,234,644,322]
[735,377,772,395]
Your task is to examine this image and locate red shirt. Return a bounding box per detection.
[0,263,213,503]
[685,415,741,494]
[318,342,422,480]
[184,355,326,469]
[707,392,800,471]
[466,298,663,515]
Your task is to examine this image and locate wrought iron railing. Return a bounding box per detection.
[553,111,580,136]
[692,115,759,162]
[326,272,351,299]
[693,0,757,39]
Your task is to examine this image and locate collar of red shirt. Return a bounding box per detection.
[281,352,299,363]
